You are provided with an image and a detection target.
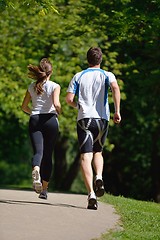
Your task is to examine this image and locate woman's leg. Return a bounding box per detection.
[29,115,44,168]
[29,131,44,168]
[29,115,43,193]
[40,115,59,190]
[29,130,43,193]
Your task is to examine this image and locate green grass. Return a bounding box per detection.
[98,194,160,240]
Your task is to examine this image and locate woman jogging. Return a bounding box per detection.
[22,58,61,200]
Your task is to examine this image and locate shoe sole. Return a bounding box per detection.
[32,170,42,194]
[33,182,42,194]
[32,170,39,180]
[39,194,47,200]
[87,198,98,210]
[95,179,105,197]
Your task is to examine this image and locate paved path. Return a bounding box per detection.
[0,189,120,240]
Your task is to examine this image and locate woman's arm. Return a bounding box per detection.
[52,85,61,115]
[21,90,32,115]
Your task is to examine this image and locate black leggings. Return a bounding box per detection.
[29,114,59,182]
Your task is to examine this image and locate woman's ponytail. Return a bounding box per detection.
[28,58,52,95]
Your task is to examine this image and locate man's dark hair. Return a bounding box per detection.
[87,47,102,66]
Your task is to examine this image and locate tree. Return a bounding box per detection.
[0,0,59,15]
[84,0,160,201]
[1,0,159,202]
[0,0,123,192]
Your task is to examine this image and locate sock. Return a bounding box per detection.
[88,191,96,199]
[95,175,102,180]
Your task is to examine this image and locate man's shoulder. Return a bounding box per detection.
[74,68,97,79]
[73,70,84,80]
[101,69,116,77]
[103,71,116,82]
[101,69,113,75]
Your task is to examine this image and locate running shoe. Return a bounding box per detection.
[32,169,42,194]
[87,192,98,210]
[39,191,48,200]
[94,177,105,197]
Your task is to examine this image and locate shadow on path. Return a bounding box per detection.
[0,199,86,209]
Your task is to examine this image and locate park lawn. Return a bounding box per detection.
[99,194,160,240]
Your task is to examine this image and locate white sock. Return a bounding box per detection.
[88,191,96,198]
[95,175,102,180]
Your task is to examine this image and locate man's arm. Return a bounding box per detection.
[66,92,78,109]
[110,81,121,124]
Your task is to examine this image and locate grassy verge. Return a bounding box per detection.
[98,194,160,240]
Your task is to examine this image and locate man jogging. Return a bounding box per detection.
[66,47,121,210]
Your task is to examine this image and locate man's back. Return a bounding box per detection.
[77,68,109,120]
[67,67,116,121]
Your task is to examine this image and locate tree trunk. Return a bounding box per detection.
[53,136,68,189]
[61,152,80,191]
[52,136,80,191]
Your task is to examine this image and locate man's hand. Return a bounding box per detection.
[113,112,121,124]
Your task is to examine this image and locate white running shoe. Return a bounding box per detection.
[32,169,42,194]
[87,192,98,210]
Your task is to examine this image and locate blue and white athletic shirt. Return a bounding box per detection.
[67,68,117,121]
[28,80,59,115]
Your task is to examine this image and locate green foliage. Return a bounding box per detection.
[0,0,59,15]
[0,0,160,201]
[0,161,30,185]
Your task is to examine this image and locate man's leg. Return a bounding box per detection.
[80,152,94,194]
[93,152,103,177]
[81,152,98,210]
[93,152,105,197]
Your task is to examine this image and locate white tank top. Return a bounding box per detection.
[28,80,59,115]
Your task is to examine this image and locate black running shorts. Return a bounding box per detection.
[77,118,109,153]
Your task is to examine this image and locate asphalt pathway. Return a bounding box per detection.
[0,189,120,240]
